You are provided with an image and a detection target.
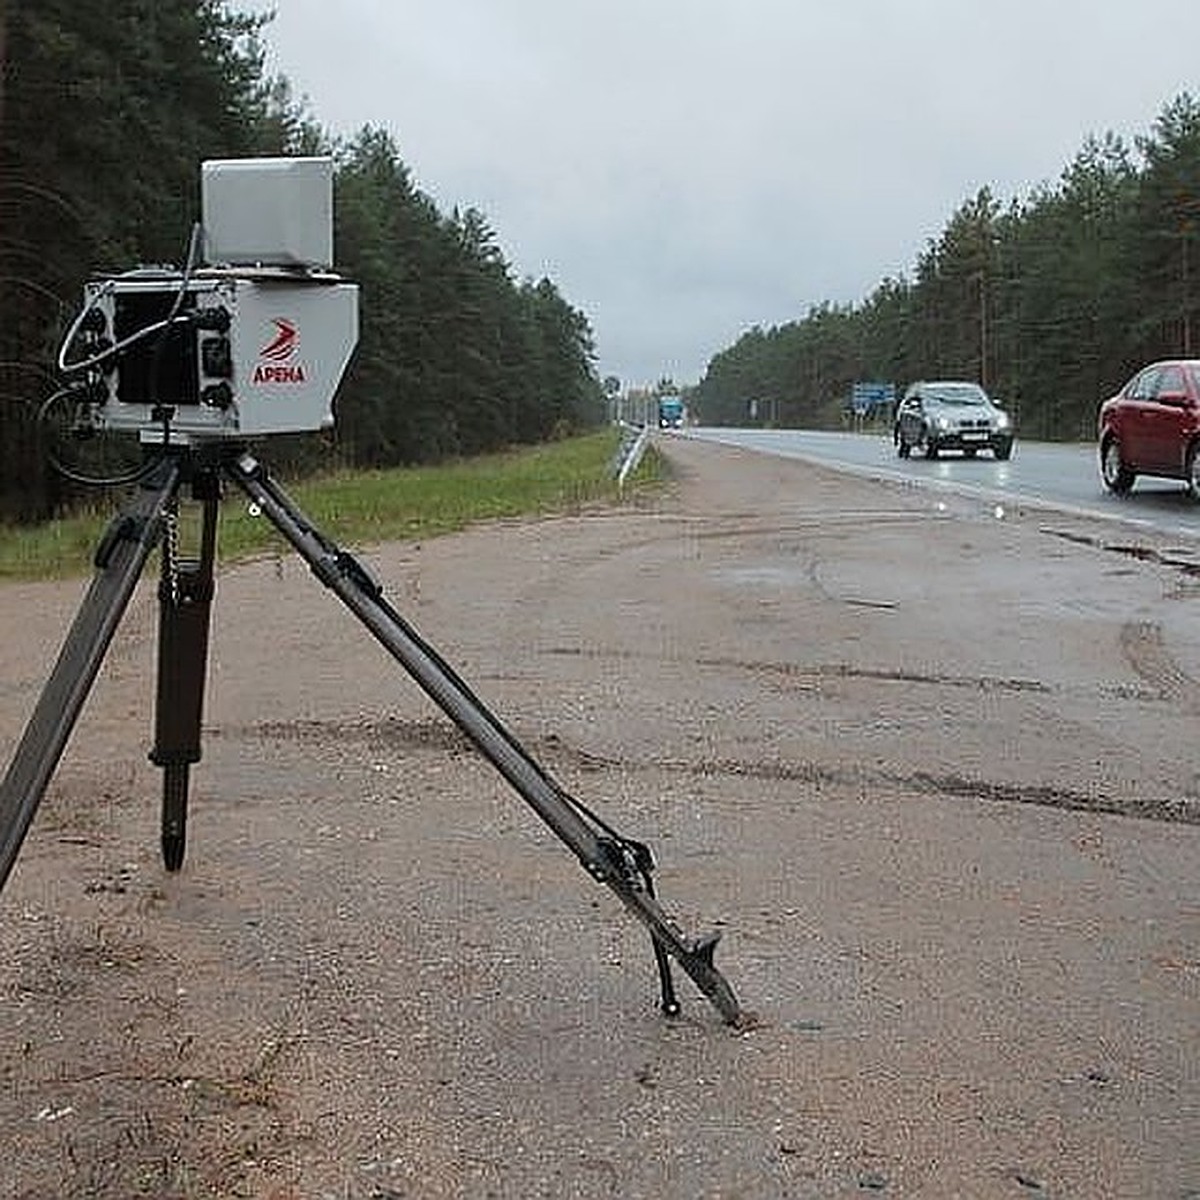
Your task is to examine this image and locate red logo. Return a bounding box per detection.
[259,318,298,361]
[254,318,306,384]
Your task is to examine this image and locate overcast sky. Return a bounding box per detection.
[250,1,1199,389]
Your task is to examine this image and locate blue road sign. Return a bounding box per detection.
[851,382,895,414]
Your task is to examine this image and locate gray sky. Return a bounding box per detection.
[251,1,1200,389]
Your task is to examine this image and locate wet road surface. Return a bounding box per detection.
[687,426,1200,541]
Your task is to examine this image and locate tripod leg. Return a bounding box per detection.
[224,451,745,1026]
[0,457,183,895]
[150,477,218,872]
[159,763,190,872]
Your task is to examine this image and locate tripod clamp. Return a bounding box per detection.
[0,446,746,1026]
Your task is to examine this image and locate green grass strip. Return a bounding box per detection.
[0,430,663,582]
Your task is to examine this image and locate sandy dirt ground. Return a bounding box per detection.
[1,436,1198,1199]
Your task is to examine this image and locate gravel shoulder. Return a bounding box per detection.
[1,436,1198,1198]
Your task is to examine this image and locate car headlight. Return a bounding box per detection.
[995,410,1011,430]
[936,415,951,431]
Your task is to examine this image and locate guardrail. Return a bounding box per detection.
[611,422,651,488]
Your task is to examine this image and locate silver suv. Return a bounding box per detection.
[893,381,1014,460]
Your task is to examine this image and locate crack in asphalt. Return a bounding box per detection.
[668,755,1199,826]
[542,646,1050,695]
[1043,526,1200,576]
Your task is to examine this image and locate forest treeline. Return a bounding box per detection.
[0,2,605,522]
[692,94,1200,441]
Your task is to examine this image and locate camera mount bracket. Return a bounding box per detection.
[0,446,745,1026]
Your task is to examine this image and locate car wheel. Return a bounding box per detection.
[994,439,1013,461]
[1100,437,1134,495]
[1186,442,1200,500]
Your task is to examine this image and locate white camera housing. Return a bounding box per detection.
[87,271,358,441]
[202,157,334,270]
[72,157,359,443]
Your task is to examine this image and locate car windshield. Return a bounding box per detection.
[923,383,989,406]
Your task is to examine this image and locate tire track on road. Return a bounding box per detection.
[1119,620,1200,711]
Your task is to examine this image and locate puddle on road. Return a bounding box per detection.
[717,565,813,588]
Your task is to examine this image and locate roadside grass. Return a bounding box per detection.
[0,429,664,582]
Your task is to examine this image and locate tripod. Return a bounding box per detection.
[0,445,744,1025]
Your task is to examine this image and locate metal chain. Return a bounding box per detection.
[163,497,180,606]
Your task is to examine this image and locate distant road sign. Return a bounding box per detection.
[850,381,895,415]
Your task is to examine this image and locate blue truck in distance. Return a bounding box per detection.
[657,395,684,428]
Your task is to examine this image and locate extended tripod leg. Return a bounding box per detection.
[150,471,219,872]
[0,457,183,894]
[225,451,745,1025]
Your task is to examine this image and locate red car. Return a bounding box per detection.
[1098,359,1200,497]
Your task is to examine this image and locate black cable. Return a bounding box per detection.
[47,222,207,488]
[36,386,158,489]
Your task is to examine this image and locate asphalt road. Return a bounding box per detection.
[685,426,1200,542]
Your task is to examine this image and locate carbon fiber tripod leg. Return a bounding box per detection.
[0,457,183,894]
